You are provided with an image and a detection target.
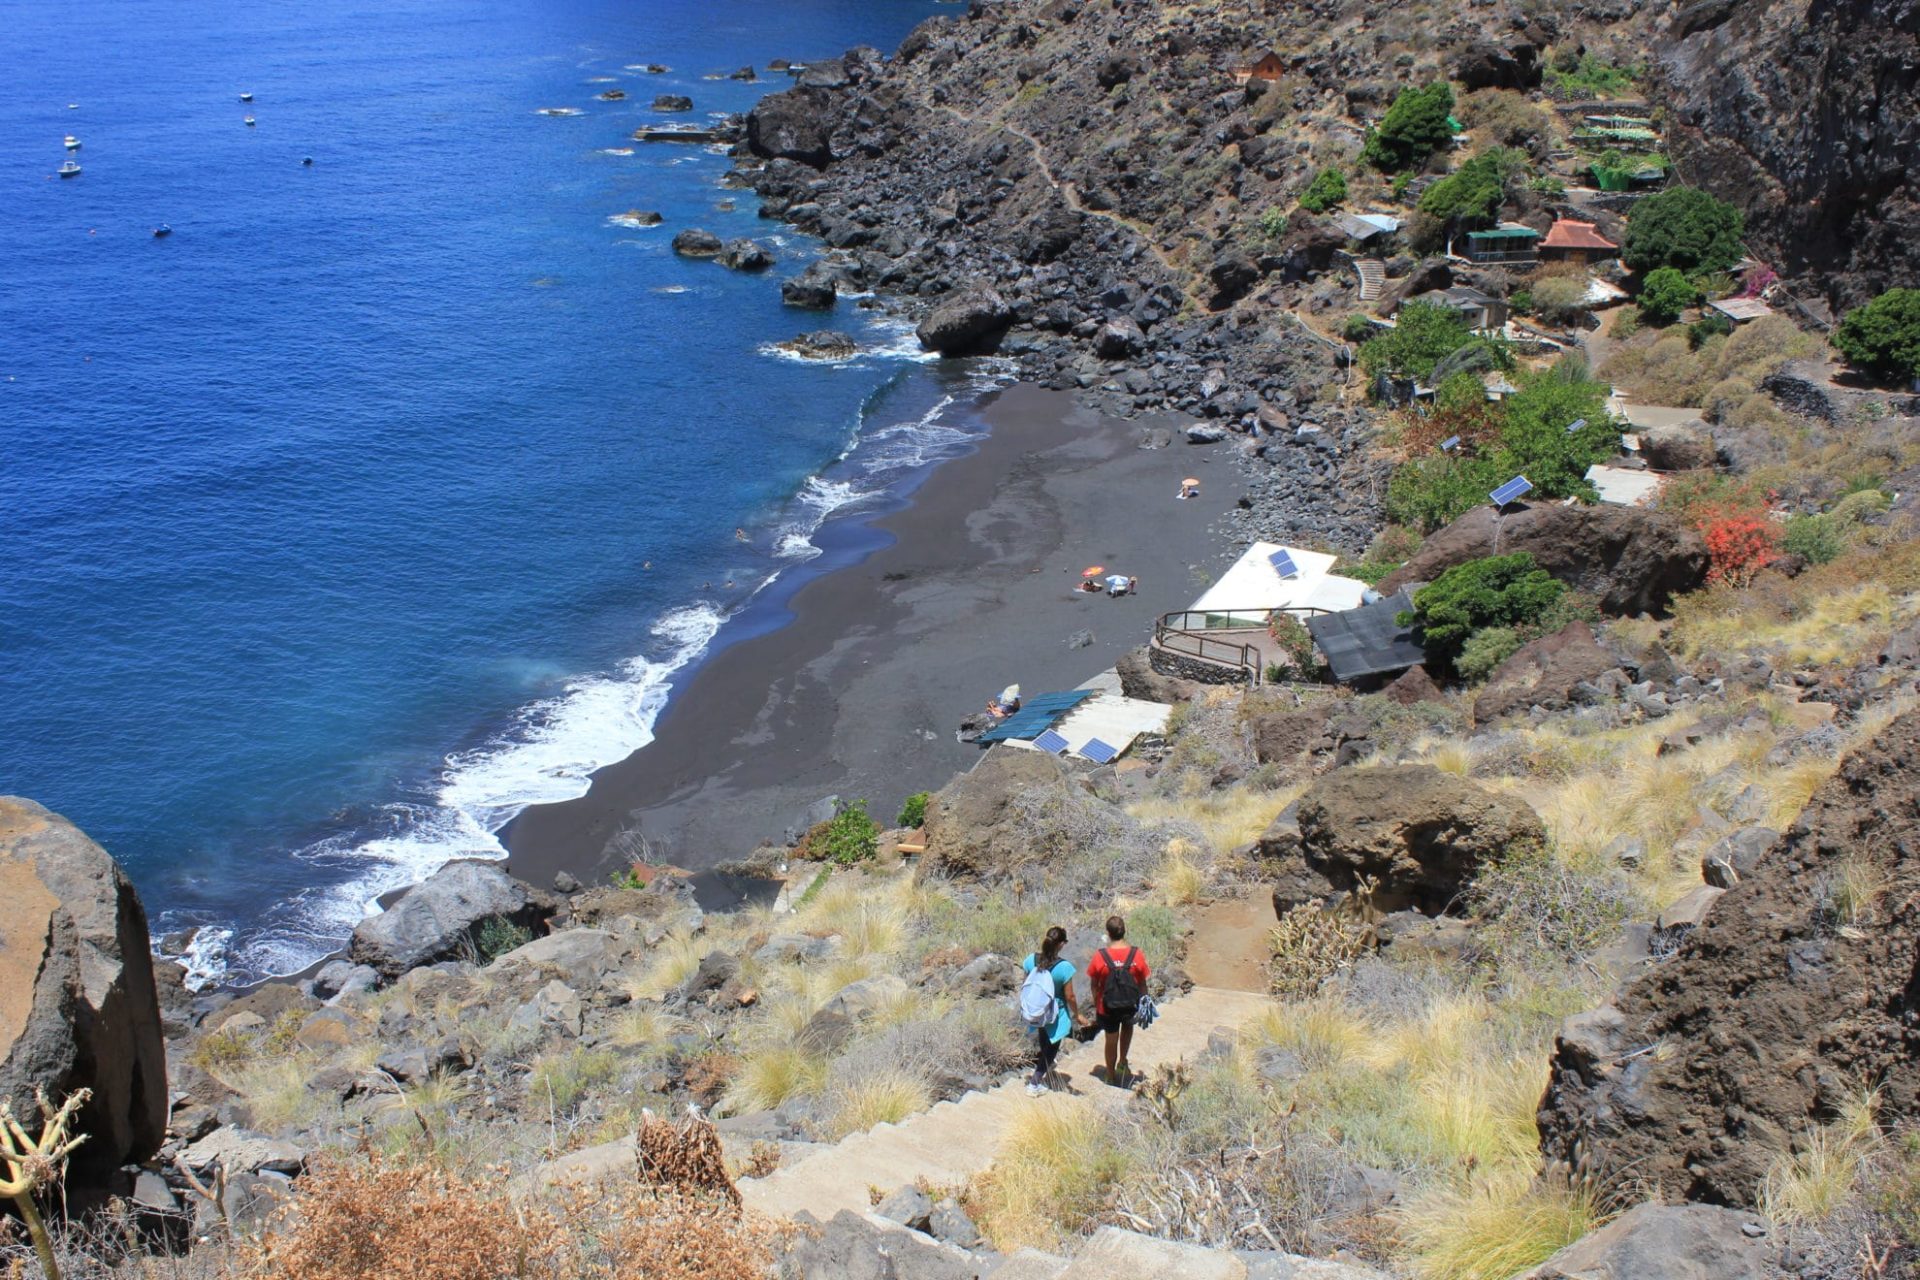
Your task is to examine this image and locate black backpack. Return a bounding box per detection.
[1099,947,1142,1014]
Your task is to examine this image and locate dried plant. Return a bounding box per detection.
[634,1110,739,1209]
[1,1087,91,1280]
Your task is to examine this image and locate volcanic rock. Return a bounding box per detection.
[745,86,836,168]
[671,228,724,258]
[1521,1203,1775,1279]
[781,263,839,309]
[1473,623,1623,723]
[915,287,1012,356]
[651,94,693,112]
[347,860,552,979]
[719,238,774,271]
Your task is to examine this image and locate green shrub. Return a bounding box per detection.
[897,791,930,829]
[817,800,880,865]
[1835,288,1920,383]
[1456,626,1525,682]
[1401,554,1567,672]
[1489,362,1616,501]
[1417,148,1522,226]
[1530,276,1591,327]
[1609,305,1643,338]
[1543,52,1638,97]
[1636,266,1699,325]
[1459,89,1554,160]
[1258,206,1289,240]
[1782,514,1847,566]
[1298,166,1348,213]
[1363,81,1457,172]
[1385,454,1504,534]
[1342,313,1375,342]
[1361,300,1479,383]
[472,916,533,963]
[1622,187,1745,274]
[1688,312,1735,349]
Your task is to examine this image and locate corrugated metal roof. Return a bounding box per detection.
[1304,590,1427,683]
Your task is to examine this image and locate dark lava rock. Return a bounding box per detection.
[1473,622,1622,723]
[1207,245,1259,310]
[671,228,724,258]
[719,238,774,271]
[1450,38,1543,91]
[1093,315,1146,359]
[745,86,836,168]
[914,287,1013,356]
[778,330,858,359]
[1538,709,1920,1206]
[1378,504,1708,617]
[651,94,693,112]
[780,262,838,309]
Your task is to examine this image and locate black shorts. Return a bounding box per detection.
[1096,1008,1135,1034]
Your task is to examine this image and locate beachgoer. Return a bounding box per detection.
[1085,915,1150,1086]
[1128,576,1138,595]
[1019,926,1080,1095]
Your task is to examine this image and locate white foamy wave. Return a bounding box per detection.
[600,147,636,157]
[175,926,234,991]
[796,476,864,517]
[864,318,940,364]
[606,212,659,229]
[536,107,584,117]
[775,530,824,560]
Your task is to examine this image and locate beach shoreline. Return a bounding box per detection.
[502,381,1245,888]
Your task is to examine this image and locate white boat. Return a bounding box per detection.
[239,92,253,102]
[63,135,80,150]
[58,159,80,178]
[243,115,256,126]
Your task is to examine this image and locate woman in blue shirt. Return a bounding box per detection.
[1022,926,1082,1095]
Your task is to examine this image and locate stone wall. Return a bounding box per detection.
[1147,644,1251,686]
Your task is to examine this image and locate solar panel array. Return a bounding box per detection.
[1304,589,1428,682]
[1268,549,1300,580]
[974,690,1097,744]
[1031,729,1070,754]
[1489,475,1533,507]
[1079,738,1119,764]
[1439,435,1461,452]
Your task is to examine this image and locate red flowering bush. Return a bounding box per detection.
[1697,504,1781,587]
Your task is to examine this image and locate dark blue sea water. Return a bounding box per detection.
[0,0,977,985]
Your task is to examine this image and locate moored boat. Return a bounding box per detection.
[58,159,81,178]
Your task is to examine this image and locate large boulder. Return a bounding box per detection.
[0,799,168,1180]
[1377,504,1708,617]
[348,861,552,979]
[671,228,724,258]
[1450,38,1543,91]
[1638,421,1715,471]
[1116,646,1203,703]
[915,288,1013,356]
[781,262,839,310]
[1538,709,1920,1206]
[719,238,774,272]
[744,86,836,168]
[920,748,1074,881]
[1266,765,1546,914]
[1521,1203,1775,1279]
[1473,622,1623,723]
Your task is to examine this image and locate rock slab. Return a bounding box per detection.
[348,860,551,978]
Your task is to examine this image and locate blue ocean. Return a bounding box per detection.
[0,0,977,985]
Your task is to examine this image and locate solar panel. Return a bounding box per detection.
[1268,549,1300,580]
[1032,729,1069,754]
[1079,738,1118,764]
[972,690,1095,744]
[1439,435,1461,452]
[1489,475,1533,507]
[1565,417,1588,434]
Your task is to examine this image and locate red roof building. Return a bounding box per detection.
[1539,219,1620,264]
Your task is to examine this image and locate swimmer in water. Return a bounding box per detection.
[735,528,748,541]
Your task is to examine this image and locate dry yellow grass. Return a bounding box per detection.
[1127,781,1306,857]
[820,1070,933,1139]
[969,1097,1134,1251]
[1398,1174,1601,1280]
[721,1042,826,1115]
[1159,839,1206,906]
[1762,1087,1882,1225]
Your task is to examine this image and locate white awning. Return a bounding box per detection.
[1188,543,1369,621]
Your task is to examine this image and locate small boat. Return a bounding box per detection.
[58,159,80,178]
[243,115,256,126]
[153,224,172,238]
[64,135,80,150]
[239,92,254,102]
[302,156,313,166]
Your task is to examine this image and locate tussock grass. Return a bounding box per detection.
[1763,1087,1883,1225]
[528,1046,621,1113]
[721,1041,826,1115]
[1159,840,1206,906]
[609,1005,686,1053]
[1399,1174,1600,1280]
[1127,782,1305,857]
[631,927,715,1000]
[1252,998,1375,1074]
[820,1069,933,1139]
[219,1055,327,1134]
[971,1097,1135,1251]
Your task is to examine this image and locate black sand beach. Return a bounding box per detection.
[504,383,1244,884]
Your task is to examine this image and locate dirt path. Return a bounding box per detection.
[1183,890,1275,993]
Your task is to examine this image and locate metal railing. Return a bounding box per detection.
[1152,606,1336,685]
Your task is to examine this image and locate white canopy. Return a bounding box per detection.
[1188,543,1369,622]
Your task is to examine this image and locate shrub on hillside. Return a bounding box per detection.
[1835,288,1920,384]
[1622,187,1745,274]
[1635,266,1699,325]
[1458,89,1553,160]
[1363,81,1456,172]
[1782,513,1848,566]
[1298,166,1348,213]
[1400,553,1567,672]
[1488,360,1616,499]
[1599,314,1816,410]
[1361,300,1484,383]
[1417,148,1522,226]
[1530,276,1590,327]
[1543,51,1638,97]
[897,791,930,829]
[813,800,879,865]
[1456,626,1525,682]
[1385,454,1504,534]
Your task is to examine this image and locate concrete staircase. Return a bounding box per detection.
[738,986,1273,1221]
[1350,257,1386,302]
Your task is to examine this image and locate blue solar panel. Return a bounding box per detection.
[974,690,1096,743]
[1439,435,1461,452]
[1032,730,1069,754]
[1268,549,1300,580]
[1489,475,1533,507]
[1079,738,1118,764]
[1565,417,1588,434]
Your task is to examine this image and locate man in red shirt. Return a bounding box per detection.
[1086,914,1151,1086]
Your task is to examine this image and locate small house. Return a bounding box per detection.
[1333,211,1401,246]
[1232,51,1286,83]
[1461,223,1540,265]
[1539,219,1619,266]
[1409,285,1509,332]
[1708,296,1773,325]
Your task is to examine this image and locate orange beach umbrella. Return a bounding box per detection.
[1082,565,1104,577]
[1183,478,1200,487]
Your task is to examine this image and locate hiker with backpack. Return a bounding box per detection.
[1019,926,1082,1096]
[1085,915,1152,1086]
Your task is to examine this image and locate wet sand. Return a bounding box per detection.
[503,383,1244,885]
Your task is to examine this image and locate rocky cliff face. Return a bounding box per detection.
[1536,707,1920,1206]
[1651,0,1920,308]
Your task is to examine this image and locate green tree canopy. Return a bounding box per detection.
[1622,187,1745,274]
[1363,81,1457,172]
[1401,553,1567,671]
[1299,166,1348,213]
[1360,300,1487,383]
[1417,148,1523,226]
[1835,288,1920,383]
[1636,266,1700,325]
[1490,361,1617,501]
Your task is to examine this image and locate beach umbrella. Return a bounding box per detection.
[1082,565,1104,577]
[1106,574,1130,590]
[1183,478,1200,488]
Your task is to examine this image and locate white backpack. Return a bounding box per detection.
[1018,961,1058,1028]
